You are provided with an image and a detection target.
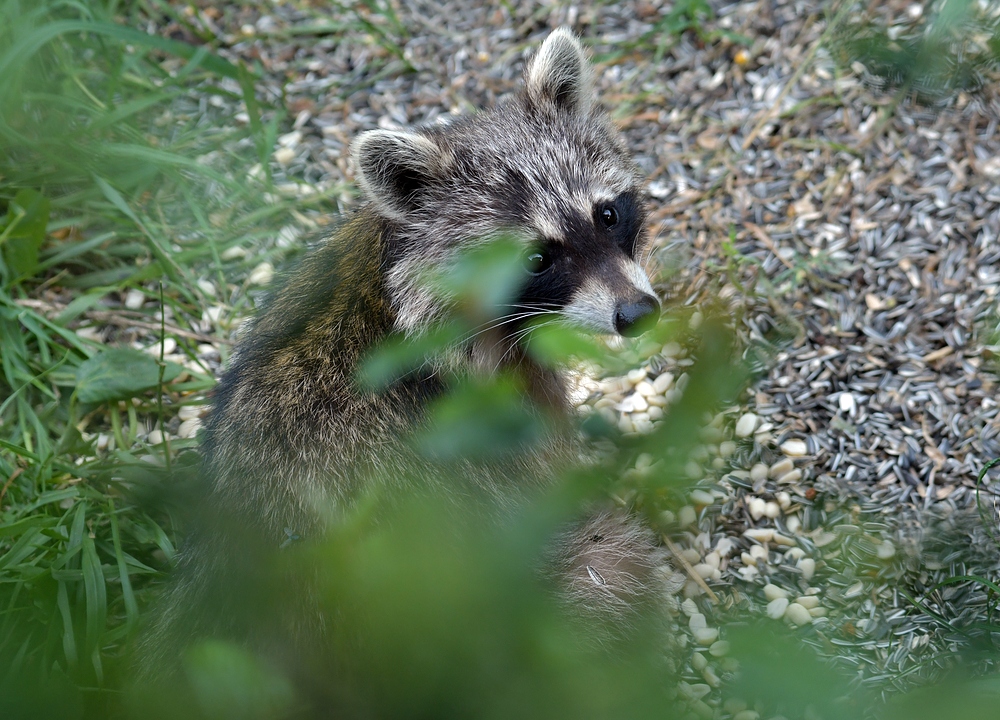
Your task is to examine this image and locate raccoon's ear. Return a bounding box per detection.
[352,129,448,221]
[524,28,594,115]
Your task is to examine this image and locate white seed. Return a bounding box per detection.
[814,528,839,546]
[124,288,145,310]
[273,146,296,165]
[735,412,758,438]
[690,489,714,506]
[691,651,707,670]
[647,406,664,420]
[764,584,789,601]
[704,551,721,569]
[776,491,791,510]
[277,130,302,148]
[689,310,703,330]
[709,640,730,657]
[743,528,774,542]
[839,392,856,414]
[750,463,769,482]
[248,261,274,286]
[715,538,735,557]
[776,469,803,485]
[76,326,103,343]
[764,501,781,519]
[719,440,736,457]
[693,627,719,645]
[661,341,681,357]
[798,558,816,581]
[785,547,806,560]
[772,532,796,547]
[220,245,246,260]
[177,404,203,421]
[678,505,697,527]
[646,394,668,408]
[877,540,897,560]
[781,439,808,456]
[634,418,654,434]
[635,380,656,397]
[692,563,715,580]
[786,515,802,534]
[733,712,760,720]
[197,278,216,297]
[785,602,811,626]
[177,418,202,438]
[96,433,110,451]
[795,595,820,609]
[690,699,714,719]
[664,388,682,404]
[766,597,789,619]
[681,598,699,617]
[599,378,628,395]
[626,368,647,385]
[685,461,704,480]
[652,372,674,394]
[700,425,723,443]
[748,497,766,520]
[144,337,176,357]
[750,544,769,561]
[738,565,759,581]
[768,458,795,479]
[147,429,164,445]
[659,509,676,526]
[688,613,707,630]
[702,664,721,687]
[678,680,710,701]
[724,698,749,714]
[617,416,635,434]
[809,607,827,618]
[741,552,756,566]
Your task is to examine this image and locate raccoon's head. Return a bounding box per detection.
[352,28,659,341]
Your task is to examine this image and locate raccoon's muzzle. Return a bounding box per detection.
[614,293,659,337]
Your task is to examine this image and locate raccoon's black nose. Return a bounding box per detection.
[614,294,660,337]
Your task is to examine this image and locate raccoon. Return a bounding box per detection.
[140,28,669,682]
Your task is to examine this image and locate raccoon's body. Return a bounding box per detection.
[140,29,669,681]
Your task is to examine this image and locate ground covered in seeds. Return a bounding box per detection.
[31,0,1000,715]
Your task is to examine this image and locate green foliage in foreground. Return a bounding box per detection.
[3,1,1000,719]
[0,0,304,694]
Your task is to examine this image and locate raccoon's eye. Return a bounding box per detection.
[523,251,552,275]
[599,205,619,228]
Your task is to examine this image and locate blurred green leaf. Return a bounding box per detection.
[75,347,181,403]
[183,641,296,720]
[435,236,527,320]
[357,324,462,390]
[418,376,549,461]
[1,188,51,281]
[880,673,1000,720]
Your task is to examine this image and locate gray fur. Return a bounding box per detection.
[137,28,672,685]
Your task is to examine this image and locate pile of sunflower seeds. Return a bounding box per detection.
[109,0,1000,711]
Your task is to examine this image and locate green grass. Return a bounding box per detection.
[0,0,321,697]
